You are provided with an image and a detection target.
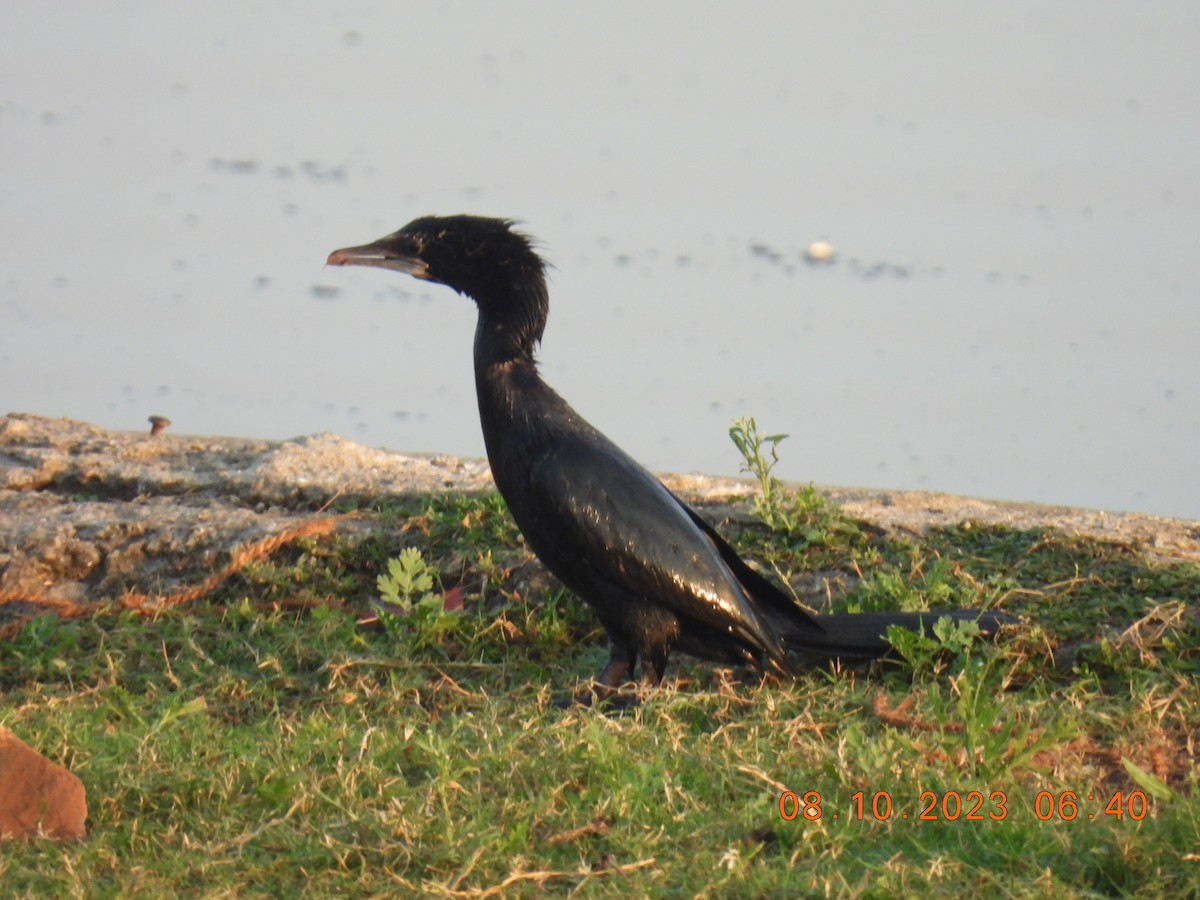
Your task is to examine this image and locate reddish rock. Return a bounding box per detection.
[0,726,87,841]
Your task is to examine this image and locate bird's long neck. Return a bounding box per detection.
[470,277,559,468]
[470,274,548,370]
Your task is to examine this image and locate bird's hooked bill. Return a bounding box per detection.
[326,240,430,279]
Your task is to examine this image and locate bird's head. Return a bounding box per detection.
[327,214,545,307]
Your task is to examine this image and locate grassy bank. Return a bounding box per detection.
[2,468,1197,895]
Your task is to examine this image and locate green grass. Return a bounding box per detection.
[2,460,1198,895]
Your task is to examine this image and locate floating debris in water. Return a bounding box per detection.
[805,240,836,263]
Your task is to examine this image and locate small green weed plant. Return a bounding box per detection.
[376,547,462,645]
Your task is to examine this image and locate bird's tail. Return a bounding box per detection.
[783,609,1015,661]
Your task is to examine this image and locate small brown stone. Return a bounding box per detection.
[0,726,87,841]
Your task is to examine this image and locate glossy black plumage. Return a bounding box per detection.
[328,215,1010,690]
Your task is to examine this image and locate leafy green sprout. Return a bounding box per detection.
[728,416,792,530]
[728,417,856,548]
[884,615,983,678]
[375,547,462,643]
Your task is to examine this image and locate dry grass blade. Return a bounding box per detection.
[432,857,657,898]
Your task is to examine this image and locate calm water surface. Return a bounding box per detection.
[2,3,1197,517]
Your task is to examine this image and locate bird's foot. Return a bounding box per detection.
[555,680,642,710]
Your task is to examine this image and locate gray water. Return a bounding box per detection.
[3,3,1198,518]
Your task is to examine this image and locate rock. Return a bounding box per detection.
[0,726,87,841]
[0,414,495,605]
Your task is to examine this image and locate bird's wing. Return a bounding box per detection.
[519,430,784,657]
[675,502,824,631]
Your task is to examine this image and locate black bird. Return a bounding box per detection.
[328,215,1009,692]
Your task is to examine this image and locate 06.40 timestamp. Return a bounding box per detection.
[778,789,1151,823]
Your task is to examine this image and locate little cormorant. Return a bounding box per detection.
[328,215,1011,692]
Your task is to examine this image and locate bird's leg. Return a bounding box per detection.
[559,636,636,708]
[639,649,668,689]
[596,637,635,689]
[586,641,670,707]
